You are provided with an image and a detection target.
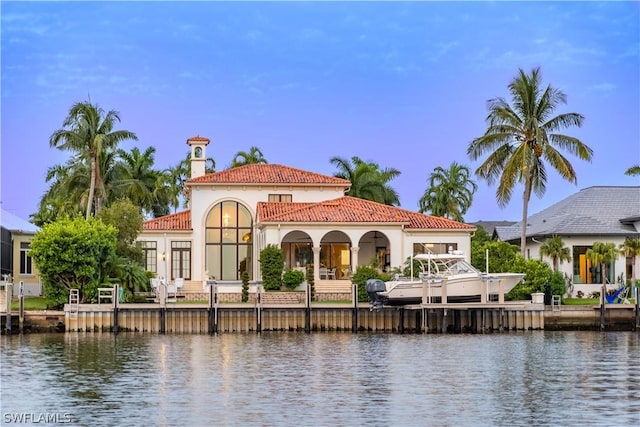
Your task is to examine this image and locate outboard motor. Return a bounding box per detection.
[366,279,386,312]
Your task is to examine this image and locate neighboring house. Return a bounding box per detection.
[495,186,640,297]
[138,136,476,300]
[473,220,516,238]
[0,209,41,295]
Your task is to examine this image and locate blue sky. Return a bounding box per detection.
[2,1,639,223]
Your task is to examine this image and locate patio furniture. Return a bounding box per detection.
[320,268,336,280]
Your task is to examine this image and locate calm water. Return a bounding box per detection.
[1,331,639,426]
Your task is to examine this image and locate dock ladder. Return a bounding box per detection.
[69,289,79,317]
[552,295,562,312]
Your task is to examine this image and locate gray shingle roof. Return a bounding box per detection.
[473,220,517,236]
[0,209,39,234]
[495,186,640,241]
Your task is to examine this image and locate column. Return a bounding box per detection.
[350,246,360,274]
[313,246,321,282]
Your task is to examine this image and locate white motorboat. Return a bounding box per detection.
[368,252,525,308]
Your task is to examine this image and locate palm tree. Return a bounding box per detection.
[418,162,477,222]
[49,101,138,218]
[230,146,268,168]
[330,156,400,206]
[539,235,571,272]
[620,237,640,281]
[624,165,640,177]
[586,242,618,285]
[113,146,171,217]
[467,67,593,256]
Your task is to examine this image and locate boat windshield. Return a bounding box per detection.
[423,258,480,276]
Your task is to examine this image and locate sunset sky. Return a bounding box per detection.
[2,1,639,222]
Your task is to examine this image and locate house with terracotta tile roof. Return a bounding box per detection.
[138,136,476,300]
[495,186,640,296]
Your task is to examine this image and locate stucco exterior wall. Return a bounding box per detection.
[11,233,41,296]
[527,236,629,285]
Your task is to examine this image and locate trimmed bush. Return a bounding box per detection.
[259,244,284,291]
[282,269,305,290]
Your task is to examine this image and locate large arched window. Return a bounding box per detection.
[205,201,253,281]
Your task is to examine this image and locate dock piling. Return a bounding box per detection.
[113,284,119,335]
[19,281,24,334]
[352,284,358,333]
[5,282,13,334]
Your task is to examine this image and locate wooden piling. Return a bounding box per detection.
[256,286,262,333]
[305,283,311,334]
[352,284,358,333]
[19,282,24,334]
[600,285,606,331]
[5,283,13,334]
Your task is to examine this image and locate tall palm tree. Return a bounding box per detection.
[467,67,593,256]
[49,101,138,218]
[539,235,571,272]
[620,237,640,281]
[624,165,640,177]
[330,156,400,206]
[230,146,268,168]
[418,162,477,222]
[586,242,618,285]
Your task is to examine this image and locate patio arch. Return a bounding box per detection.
[281,230,313,269]
[359,231,391,272]
[320,230,352,280]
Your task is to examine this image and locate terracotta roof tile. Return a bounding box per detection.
[142,199,474,232]
[257,196,474,230]
[187,136,210,145]
[143,211,192,231]
[187,164,351,186]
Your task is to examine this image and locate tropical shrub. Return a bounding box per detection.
[351,266,381,302]
[107,256,152,302]
[471,240,520,274]
[282,269,305,290]
[98,199,144,263]
[507,258,565,300]
[29,216,117,307]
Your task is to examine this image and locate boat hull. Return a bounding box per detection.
[380,273,525,305]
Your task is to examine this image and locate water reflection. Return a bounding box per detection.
[1,332,639,426]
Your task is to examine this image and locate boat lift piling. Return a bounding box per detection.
[207,281,218,335]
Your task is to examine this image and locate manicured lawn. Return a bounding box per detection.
[313,300,352,304]
[10,296,54,310]
[562,298,599,305]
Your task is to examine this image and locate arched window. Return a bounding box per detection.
[205,201,253,281]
